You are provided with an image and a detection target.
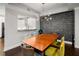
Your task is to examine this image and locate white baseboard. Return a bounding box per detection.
[4,42,22,51]
[58,40,79,48]
[64,41,72,44]
[75,45,79,48]
[57,40,72,44]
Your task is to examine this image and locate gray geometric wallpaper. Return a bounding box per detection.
[40,10,74,42]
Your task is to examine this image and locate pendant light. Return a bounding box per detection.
[42,3,52,21]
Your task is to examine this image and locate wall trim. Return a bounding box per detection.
[4,42,22,51]
[75,45,79,48]
[64,41,72,44]
[57,40,72,44]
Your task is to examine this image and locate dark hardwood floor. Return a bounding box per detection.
[4,43,79,56]
[0,38,4,56]
[65,44,79,56]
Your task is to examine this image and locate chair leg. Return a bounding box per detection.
[41,52,45,56]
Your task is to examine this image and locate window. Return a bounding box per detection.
[17,15,37,31]
[27,17,36,30]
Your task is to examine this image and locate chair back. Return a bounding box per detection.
[45,35,65,56]
[59,36,65,56]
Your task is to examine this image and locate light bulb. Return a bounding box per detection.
[44,17,47,19]
[49,17,52,20]
[47,19,49,21]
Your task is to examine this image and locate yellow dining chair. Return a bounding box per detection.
[45,36,65,56]
[57,36,65,56]
[51,33,61,47]
[51,34,64,47]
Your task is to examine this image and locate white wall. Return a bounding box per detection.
[75,7,79,48]
[4,4,40,51]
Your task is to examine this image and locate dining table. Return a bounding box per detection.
[23,33,58,52]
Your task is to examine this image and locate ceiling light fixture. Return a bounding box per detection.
[42,3,52,21]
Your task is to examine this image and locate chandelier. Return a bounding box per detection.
[42,3,52,21]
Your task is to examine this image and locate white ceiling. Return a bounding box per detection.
[23,3,79,15]
[24,3,57,14]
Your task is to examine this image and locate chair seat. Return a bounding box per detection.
[45,47,57,56]
[51,40,60,47]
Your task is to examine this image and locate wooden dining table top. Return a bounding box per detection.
[23,34,58,52]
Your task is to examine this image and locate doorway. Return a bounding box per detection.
[0,16,5,55]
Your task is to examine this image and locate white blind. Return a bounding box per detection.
[17,16,37,31]
[17,18,27,30]
[28,17,36,30]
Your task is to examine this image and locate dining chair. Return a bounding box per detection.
[44,36,65,56]
[21,44,34,56]
[51,34,64,47]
